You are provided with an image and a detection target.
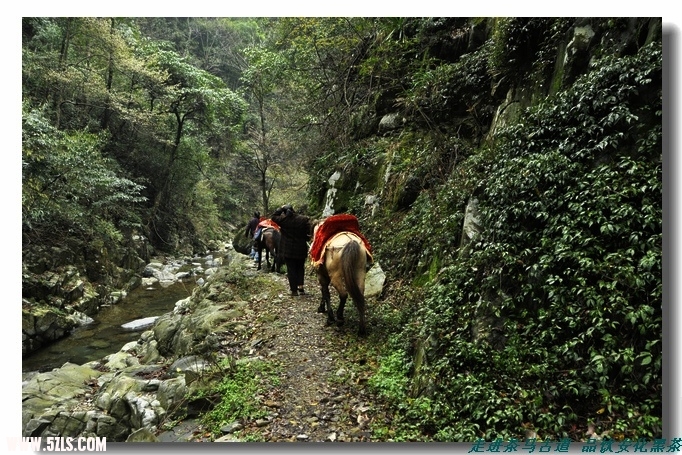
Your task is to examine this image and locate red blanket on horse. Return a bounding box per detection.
[309,214,372,264]
[258,219,280,231]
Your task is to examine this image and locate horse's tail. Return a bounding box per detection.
[342,240,365,306]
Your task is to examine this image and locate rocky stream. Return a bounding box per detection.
[20,246,401,446]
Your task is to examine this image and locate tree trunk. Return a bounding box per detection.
[54,18,74,129]
[146,111,184,246]
[101,18,115,131]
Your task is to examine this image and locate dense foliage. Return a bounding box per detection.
[366,37,662,441]
[22,104,146,246]
[22,18,250,253]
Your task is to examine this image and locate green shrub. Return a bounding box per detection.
[378,41,662,441]
[200,359,280,435]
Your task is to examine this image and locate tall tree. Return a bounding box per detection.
[132,38,246,246]
[22,17,248,251]
[238,45,290,214]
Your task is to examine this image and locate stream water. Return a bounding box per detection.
[22,254,226,374]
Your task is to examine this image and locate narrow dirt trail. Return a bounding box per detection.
[220,258,390,442]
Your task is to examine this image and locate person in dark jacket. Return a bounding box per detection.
[245,211,261,260]
[270,204,312,296]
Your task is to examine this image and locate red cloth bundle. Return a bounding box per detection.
[309,214,371,263]
[258,219,280,231]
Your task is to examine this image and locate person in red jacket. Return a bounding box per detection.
[270,205,312,296]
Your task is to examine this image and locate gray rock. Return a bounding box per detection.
[220,422,243,434]
[138,339,161,364]
[96,415,130,441]
[126,428,160,442]
[365,262,385,297]
[460,197,481,250]
[156,377,187,411]
[121,316,159,330]
[378,112,404,131]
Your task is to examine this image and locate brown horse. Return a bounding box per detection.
[311,218,373,336]
[255,227,282,272]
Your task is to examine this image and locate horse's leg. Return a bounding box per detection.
[317,269,334,322]
[330,265,348,326]
[269,245,276,272]
[336,294,347,326]
[316,282,325,312]
[274,232,282,273]
[340,241,368,337]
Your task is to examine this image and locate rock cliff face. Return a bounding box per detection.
[22,234,151,356]
[316,19,662,218]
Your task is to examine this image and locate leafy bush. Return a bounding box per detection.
[379,41,662,441]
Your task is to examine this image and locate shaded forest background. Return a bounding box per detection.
[21,17,662,441]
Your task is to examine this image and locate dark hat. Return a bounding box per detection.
[254,211,260,218]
